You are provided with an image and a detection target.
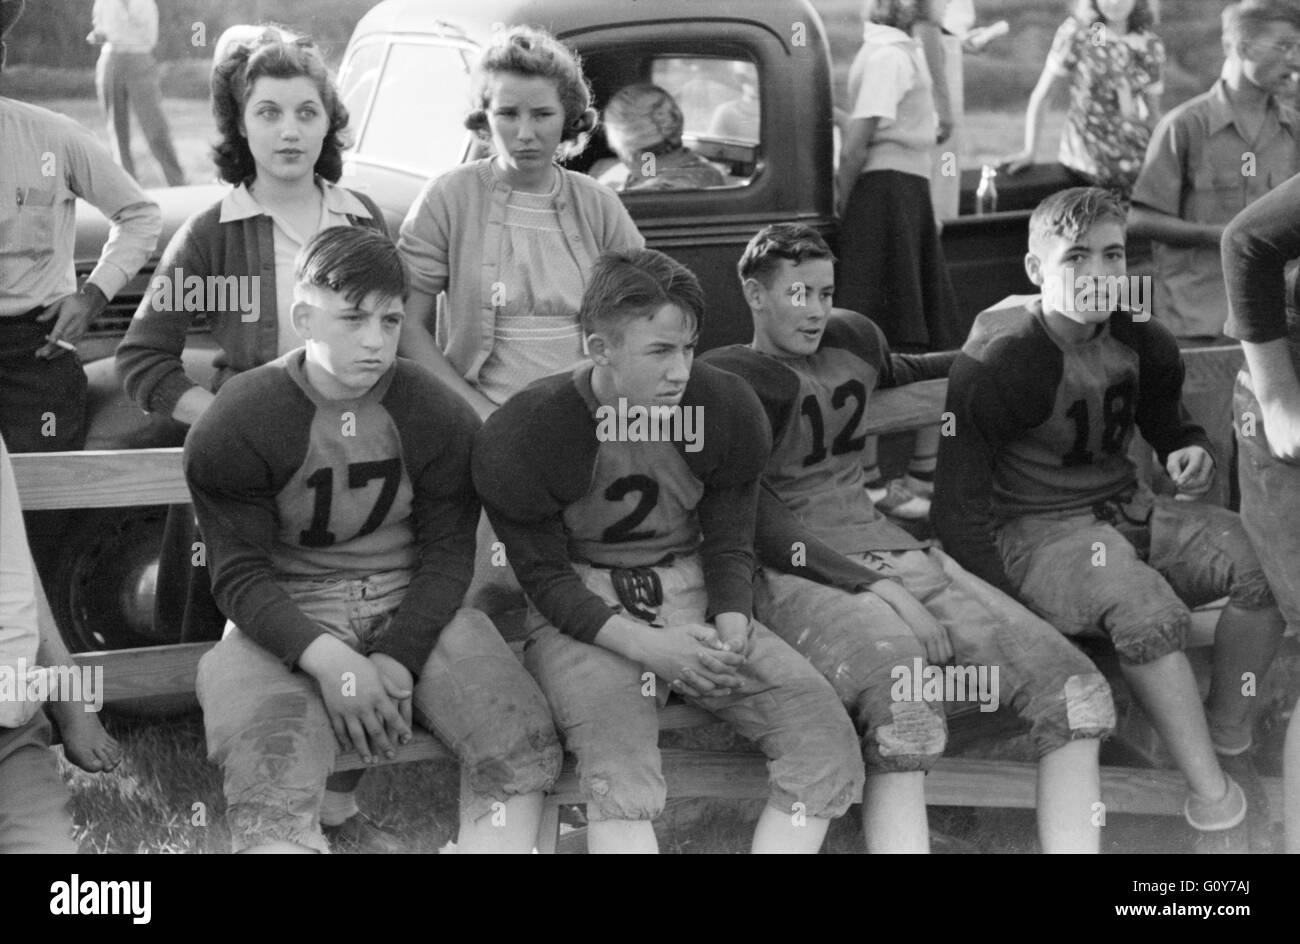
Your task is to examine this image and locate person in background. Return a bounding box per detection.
[913,0,959,221]
[706,62,759,143]
[1221,161,1300,856]
[599,83,727,192]
[1003,0,1164,198]
[88,0,185,186]
[1129,0,1300,507]
[836,0,960,523]
[1,0,160,587]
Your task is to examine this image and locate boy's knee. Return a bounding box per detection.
[1227,563,1278,612]
[581,759,667,822]
[1030,671,1115,755]
[226,794,331,855]
[770,696,866,820]
[1110,607,1189,665]
[866,698,947,774]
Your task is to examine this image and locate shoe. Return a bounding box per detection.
[902,473,934,499]
[322,813,406,854]
[1216,749,1276,853]
[867,478,931,521]
[1184,775,1247,832]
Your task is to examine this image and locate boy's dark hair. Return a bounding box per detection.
[1028,187,1127,253]
[1223,0,1300,49]
[1073,0,1157,33]
[463,25,595,157]
[295,226,406,306]
[580,248,704,341]
[867,0,929,32]
[211,27,350,185]
[738,223,836,288]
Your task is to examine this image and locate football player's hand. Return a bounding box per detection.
[35,287,105,359]
[638,623,745,699]
[368,652,415,746]
[1166,445,1215,499]
[713,611,754,659]
[867,578,953,665]
[300,636,410,763]
[1259,402,1300,464]
[1001,150,1033,176]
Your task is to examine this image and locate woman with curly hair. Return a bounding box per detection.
[116,29,387,647]
[1004,0,1165,196]
[397,25,643,419]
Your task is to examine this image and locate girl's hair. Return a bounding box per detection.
[1072,0,1158,34]
[463,25,596,158]
[210,26,350,185]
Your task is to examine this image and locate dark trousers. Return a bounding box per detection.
[0,309,88,574]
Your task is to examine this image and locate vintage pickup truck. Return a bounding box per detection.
[59,0,1053,651]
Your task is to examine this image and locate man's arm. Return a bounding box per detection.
[0,437,42,729]
[754,484,884,591]
[1223,172,1300,459]
[1128,204,1221,249]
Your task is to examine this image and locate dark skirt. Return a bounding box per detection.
[836,169,962,352]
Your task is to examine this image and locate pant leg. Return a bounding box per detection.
[754,566,946,774]
[96,48,135,179]
[196,626,337,853]
[0,711,77,854]
[120,52,185,186]
[411,608,561,822]
[524,618,665,822]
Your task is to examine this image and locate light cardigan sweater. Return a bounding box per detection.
[116,180,386,417]
[397,158,644,385]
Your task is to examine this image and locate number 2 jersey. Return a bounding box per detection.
[472,361,772,645]
[933,299,1210,595]
[183,350,480,675]
[702,313,954,590]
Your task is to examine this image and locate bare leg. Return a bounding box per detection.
[588,819,658,854]
[1204,604,1285,751]
[863,771,929,853]
[1121,652,1227,801]
[457,792,544,854]
[1037,739,1101,853]
[1285,708,1300,854]
[752,805,830,853]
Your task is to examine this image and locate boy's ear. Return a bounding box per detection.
[587,331,612,365]
[741,276,766,313]
[1024,251,1043,287]
[290,298,314,340]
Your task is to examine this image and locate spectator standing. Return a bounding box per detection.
[88,0,185,186]
[1004,0,1165,197]
[599,83,727,192]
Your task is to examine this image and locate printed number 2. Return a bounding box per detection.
[602,474,660,543]
[300,458,402,547]
[801,380,867,466]
[1062,380,1135,467]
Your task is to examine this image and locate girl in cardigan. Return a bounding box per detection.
[397,25,644,420]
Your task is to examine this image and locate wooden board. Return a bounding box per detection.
[11,448,189,510]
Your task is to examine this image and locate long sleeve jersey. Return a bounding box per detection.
[701,312,955,591]
[934,300,1209,595]
[184,351,480,675]
[472,361,771,645]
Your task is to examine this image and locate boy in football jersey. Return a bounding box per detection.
[186,227,560,853]
[703,223,1112,853]
[474,248,864,854]
[935,187,1286,847]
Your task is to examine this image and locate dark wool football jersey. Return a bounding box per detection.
[473,360,772,644]
[702,312,954,590]
[934,300,1211,595]
[184,350,480,674]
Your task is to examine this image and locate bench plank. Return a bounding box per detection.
[12,448,189,510]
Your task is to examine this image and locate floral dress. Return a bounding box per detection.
[1048,16,1165,194]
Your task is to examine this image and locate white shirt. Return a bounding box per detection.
[92,0,159,52]
[0,435,41,729]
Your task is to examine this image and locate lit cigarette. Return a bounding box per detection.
[47,337,77,352]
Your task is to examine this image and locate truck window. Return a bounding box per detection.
[651,57,760,186]
[337,39,384,133]
[354,41,474,178]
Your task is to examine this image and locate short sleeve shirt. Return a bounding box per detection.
[1047,17,1165,192]
[1132,80,1300,339]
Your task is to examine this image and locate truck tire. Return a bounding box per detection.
[47,506,180,652]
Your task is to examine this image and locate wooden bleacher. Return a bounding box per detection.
[14,345,1282,853]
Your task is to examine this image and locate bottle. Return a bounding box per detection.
[975,164,998,215]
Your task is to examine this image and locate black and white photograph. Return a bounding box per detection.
[0,0,1297,889]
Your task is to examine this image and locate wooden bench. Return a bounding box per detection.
[16,350,1283,853]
